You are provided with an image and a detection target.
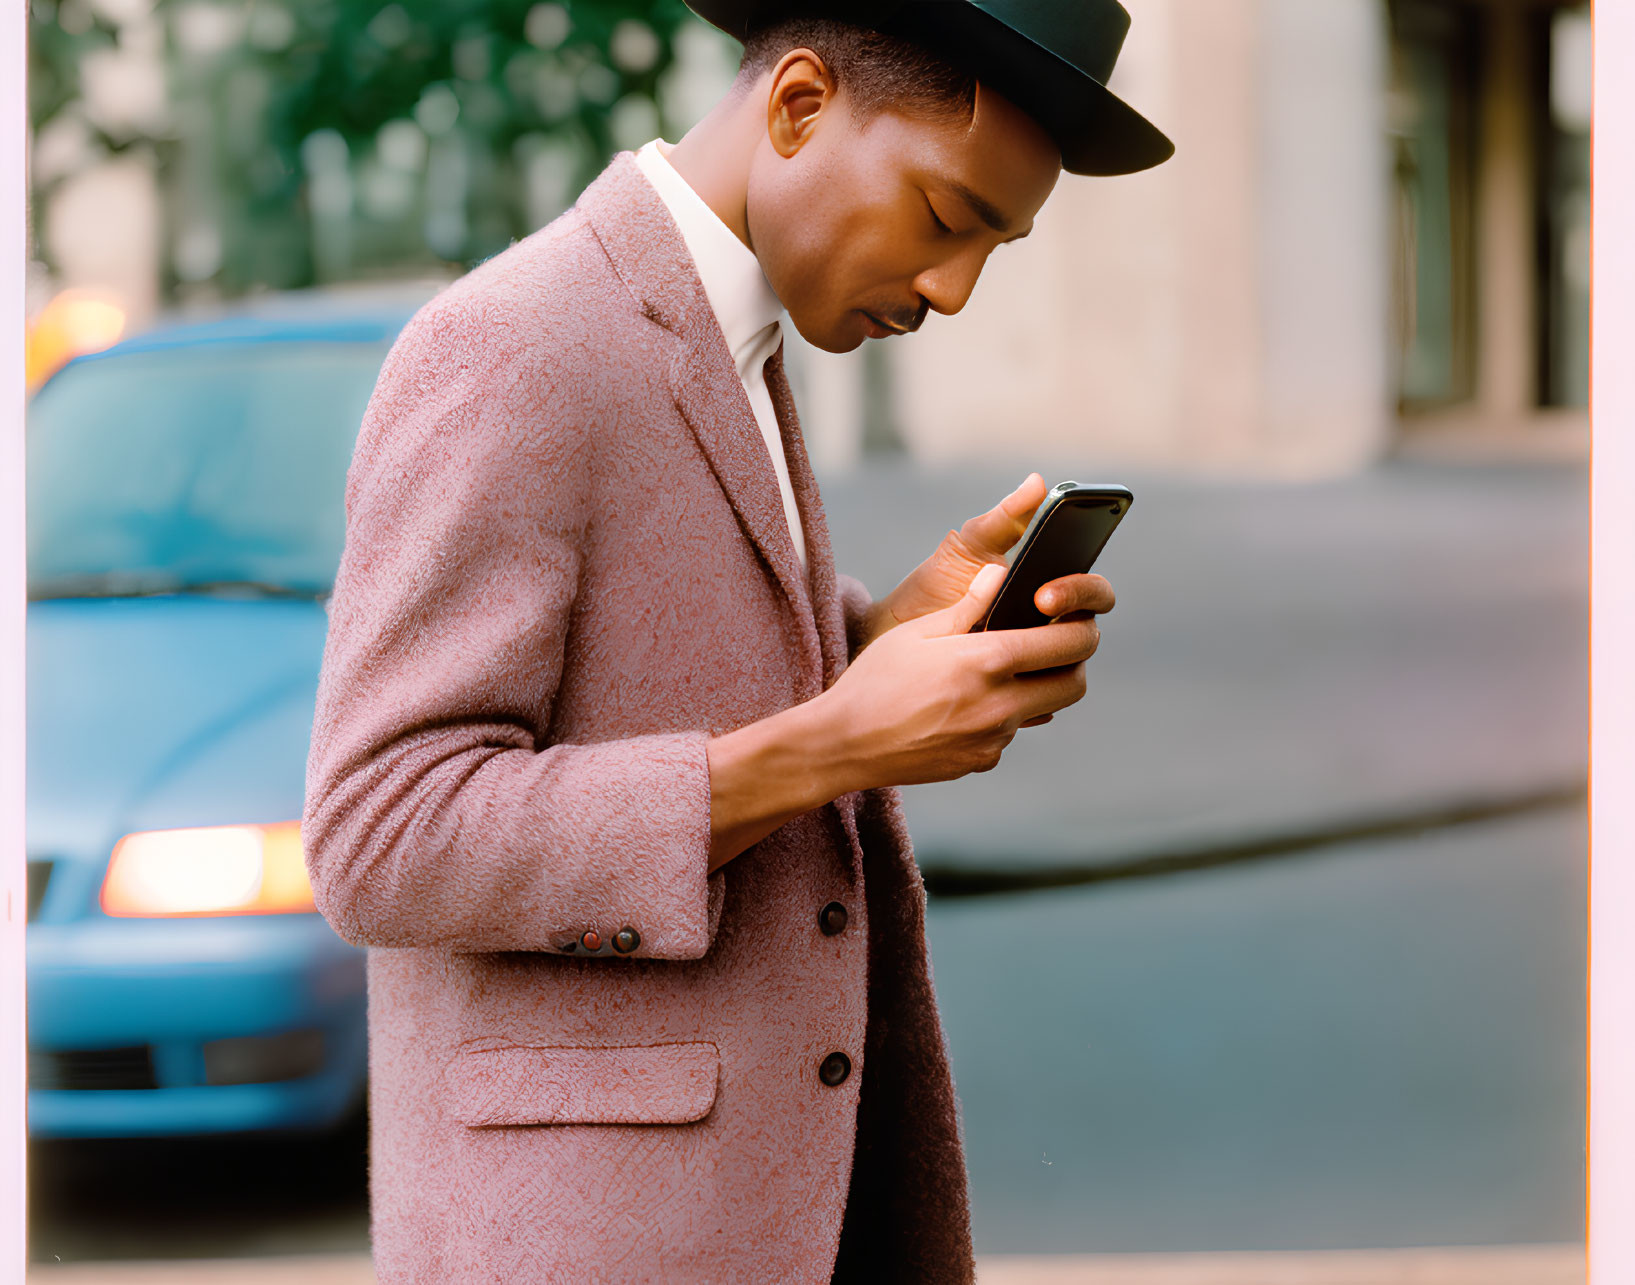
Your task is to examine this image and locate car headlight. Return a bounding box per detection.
[100,821,315,917]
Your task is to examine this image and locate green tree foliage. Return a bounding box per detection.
[29,0,707,296]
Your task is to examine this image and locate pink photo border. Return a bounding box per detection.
[4,0,30,1272]
[0,4,1629,1280]
[1588,2,1631,1281]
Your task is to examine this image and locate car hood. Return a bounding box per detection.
[26,597,332,866]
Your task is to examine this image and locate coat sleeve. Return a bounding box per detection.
[301,295,723,958]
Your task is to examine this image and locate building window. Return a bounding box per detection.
[1538,3,1590,409]
[1387,0,1480,413]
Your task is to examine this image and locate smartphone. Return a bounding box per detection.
[970,481,1132,632]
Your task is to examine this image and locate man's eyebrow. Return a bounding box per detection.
[944,178,1033,241]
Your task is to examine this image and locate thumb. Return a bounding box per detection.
[954,472,1047,559]
[922,561,1007,636]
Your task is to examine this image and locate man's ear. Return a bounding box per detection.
[764,48,837,159]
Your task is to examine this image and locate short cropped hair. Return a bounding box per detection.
[734,17,978,128]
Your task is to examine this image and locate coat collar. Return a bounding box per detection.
[576,148,851,699]
[630,138,787,386]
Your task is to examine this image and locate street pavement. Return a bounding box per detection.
[27,457,1588,1271]
[929,805,1584,1253]
[823,455,1588,1254]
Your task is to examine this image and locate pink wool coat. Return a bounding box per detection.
[301,148,976,1283]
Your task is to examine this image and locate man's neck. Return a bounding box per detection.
[663,85,766,255]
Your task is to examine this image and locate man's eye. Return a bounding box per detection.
[926,198,953,234]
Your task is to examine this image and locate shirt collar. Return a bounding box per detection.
[633,137,787,381]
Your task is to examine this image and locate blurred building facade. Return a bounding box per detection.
[787,0,1592,477]
[28,0,1591,478]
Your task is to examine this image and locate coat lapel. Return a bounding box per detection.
[576,151,821,683]
[576,150,865,883]
[763,344,849,696]
[765,344,868,882]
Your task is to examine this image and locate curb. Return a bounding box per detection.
[26,1244,1585,1284]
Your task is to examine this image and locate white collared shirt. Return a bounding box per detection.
[632,137,807,577]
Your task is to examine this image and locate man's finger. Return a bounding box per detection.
[1011,662,1089,722]
[1034,573,1116,618]
[921,561,1007,636]
[953,472,1048,557]
[997,616,1101,674]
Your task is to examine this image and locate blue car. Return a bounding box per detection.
[25,284,444,1138]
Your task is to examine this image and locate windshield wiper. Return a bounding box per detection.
[176,579,329,601]
[28,573,330,603]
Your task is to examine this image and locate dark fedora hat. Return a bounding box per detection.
[681,0,1174,176]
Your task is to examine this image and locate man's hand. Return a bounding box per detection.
[814,561,1103,794]
[709,495,1117,868]
[854,473,1117,727]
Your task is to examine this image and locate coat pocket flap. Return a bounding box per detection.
[449,1041,720,1127]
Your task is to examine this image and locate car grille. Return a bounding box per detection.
[203,1029,326,1085]
[26,860,53,922]
[29,1046,159,1091]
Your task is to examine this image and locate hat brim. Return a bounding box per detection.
[682,0,1174,176]
[1046,73,1175,177]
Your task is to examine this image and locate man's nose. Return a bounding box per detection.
[912,245,992,318]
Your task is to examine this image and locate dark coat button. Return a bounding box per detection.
[818,902,848,935]
[818,1051,851,1086]
[580,929,602,951]
[612,926,640,953]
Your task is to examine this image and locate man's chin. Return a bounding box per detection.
[785,310,869,356]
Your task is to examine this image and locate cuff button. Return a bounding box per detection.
[613,926,641,954]
[580,929,602,951]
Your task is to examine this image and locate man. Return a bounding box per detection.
[302,2,1172,1281]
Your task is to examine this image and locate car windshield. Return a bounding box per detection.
[26,339,395,601]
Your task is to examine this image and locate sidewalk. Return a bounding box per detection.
[23,1244,1587,1284]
